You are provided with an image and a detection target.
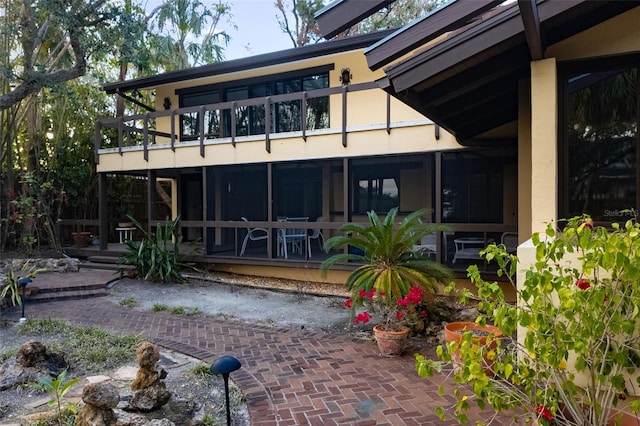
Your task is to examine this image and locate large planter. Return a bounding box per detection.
[373,325,409,357]
[71,231,92,248]
[444,321,503,375]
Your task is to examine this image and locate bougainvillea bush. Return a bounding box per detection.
[346,285,428,332]
[416,216,640,425]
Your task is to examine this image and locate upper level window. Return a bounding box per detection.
[561,58,639,222]
[179,70,330,140]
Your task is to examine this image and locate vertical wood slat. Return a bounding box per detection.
[171,110,176,151]
[265,97,271,153]
[342,86,348,147]
[302,92,308,141]
[98,173,108,251]
[231,102,237,146]
[143,114,149,162]
[93,122,101,164]
[118,118,123,156]
[435,152,443,263]
[267,163,273,258]
[199,105,205,157]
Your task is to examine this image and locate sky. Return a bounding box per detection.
[220,0,295,60]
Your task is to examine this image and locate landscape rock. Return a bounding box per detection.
[127,342,171,412]
[0,341,68,390]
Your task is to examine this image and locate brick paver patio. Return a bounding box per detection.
[2,270,514,425]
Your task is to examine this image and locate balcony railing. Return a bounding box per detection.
[93,81,413,163]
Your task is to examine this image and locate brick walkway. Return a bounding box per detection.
[2,270,513,426]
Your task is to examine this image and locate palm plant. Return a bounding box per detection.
[321,208,453,311]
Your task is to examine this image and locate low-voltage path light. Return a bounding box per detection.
[210,355,242,426]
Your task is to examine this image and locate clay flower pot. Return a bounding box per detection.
[444,321,503,375]
[71,231,92,248]
[373,325,409,357]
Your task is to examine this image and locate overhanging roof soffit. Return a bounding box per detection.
[365,0,503,71]
[315,0,395,40]
[518,0,544,60]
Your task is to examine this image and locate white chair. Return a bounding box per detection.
[278,217,308,258]
[413,233,447,261]
[307,217,326,257]
[452,237,485,264]
[240,217,268,256]
[501,232,518,254]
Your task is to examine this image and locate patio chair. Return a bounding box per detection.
[307,217,326,257]
[240,217,268,256]
[500,232,518,254]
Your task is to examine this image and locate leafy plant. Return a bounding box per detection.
[118,215,190,283]
[37,369,80,424]
[119,297,138,308]
[321,208,453,329]
[416,216,640,425]
[345,285,428,332]
[0,261,46,308]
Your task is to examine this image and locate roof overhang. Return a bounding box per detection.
[314,0,395,39]
[365,0,640,143]
[102,30,395,95]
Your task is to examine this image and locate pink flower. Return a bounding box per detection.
[344,298,353,308]
[395,312,404,320]
[535,405,554,421]
[575,278,591,290]
[582,218,594,229]
[355,312,372,324]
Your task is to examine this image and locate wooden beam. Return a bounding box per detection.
[518,0,544,60]
[365,0,503,71]
[315,0,395,40]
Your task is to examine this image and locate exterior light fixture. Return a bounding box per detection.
[18,277,32,323]
[163,97,172,110]
[340,68,352,85]
[210,355,242,426]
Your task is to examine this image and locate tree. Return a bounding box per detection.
[275,0,325,47]
[0,0,116,111]
[152,0,232,70]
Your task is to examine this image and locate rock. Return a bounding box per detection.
[77,403,118,426]
[76,382,120,426]
[16,341,48,367]
[0,341,68,390]
[128,383,172,412]
[127,342,172,412]
[82,382,120,408]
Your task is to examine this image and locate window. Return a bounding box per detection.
[352,161,400,214]
[180,90,220,139]
[441,150,515,223]
[178,70,330,140]
[561,58,639,222]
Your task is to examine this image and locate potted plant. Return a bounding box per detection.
[321,207,454,355]
[416,216,640,425]
[345,285,429,356]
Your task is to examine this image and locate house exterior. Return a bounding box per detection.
[94,26,521,287]
[315,0,640,244]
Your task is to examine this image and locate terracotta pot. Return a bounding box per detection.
[444,321,503,376]
[373,325,409,357]
[71,231,92,248]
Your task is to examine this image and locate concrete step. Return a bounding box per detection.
[26,288,108,303]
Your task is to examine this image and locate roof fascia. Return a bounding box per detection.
[384,0,592,93]
[315,0,395,40]
[102,30,394,95]
[365,0,503,71]
[518,0,544,60]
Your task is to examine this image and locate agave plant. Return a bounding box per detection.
[321,208,453,313]
[118,215,190,283]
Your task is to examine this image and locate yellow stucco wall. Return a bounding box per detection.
[546,6,640,60]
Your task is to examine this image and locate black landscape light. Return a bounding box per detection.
[210,355,242,426]
[18,277,32,323]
